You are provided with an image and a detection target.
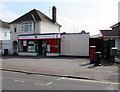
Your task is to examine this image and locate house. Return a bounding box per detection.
[100,23,120,50]
[89,23,119,62]
[100,23,120,62]
[0,20,11,55]
[110,22,120,51]
[10,6,61,55]
[10,6,90,56]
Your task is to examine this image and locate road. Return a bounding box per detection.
[1,70,119,90]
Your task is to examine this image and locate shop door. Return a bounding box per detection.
[13,41,18,54]
[4,49,8,55]
[38,40,42,55]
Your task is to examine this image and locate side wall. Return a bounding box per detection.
[0,27,11,54]
[2,40,11,54]
[115,37,120,51]
[0,28,10,40]
[40,20,60,33]
[61,34,89,56]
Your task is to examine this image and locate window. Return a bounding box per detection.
[4,32,7,37]
[21,22,32,32]
[14,28,17,33]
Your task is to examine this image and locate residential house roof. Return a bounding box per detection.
[110,22,120,28]
[10,9,61,27]
[0,19,10,29]
[100,30,120,36]
[90,33,103,38]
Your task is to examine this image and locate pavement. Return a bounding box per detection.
[0,55,120,83]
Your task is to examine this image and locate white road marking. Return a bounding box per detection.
[14,80,24,83]
[108,83,116,90]
[57,78,60,80]
[34,83,44,86]
[0,78,3,79]
[46,82,52,85]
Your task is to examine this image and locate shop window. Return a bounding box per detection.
[28,41,35,52]
[18,40,23,52]
[18,40,36,52]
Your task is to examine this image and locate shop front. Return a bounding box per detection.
[18,34,61,56]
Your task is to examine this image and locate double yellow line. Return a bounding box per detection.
[61,77,120,85]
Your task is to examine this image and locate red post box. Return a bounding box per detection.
[90,46,96,64]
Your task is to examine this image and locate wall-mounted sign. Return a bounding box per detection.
[18,34,61,40]
[47,45,50,52]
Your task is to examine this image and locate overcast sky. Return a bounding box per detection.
[0,0,119,35]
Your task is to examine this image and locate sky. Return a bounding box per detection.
[0,0,119,35]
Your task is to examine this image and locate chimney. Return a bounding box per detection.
[52,6,56,23]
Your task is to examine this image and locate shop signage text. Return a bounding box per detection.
[18,34,61,40]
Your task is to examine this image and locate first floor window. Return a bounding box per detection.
[21,22,32,32]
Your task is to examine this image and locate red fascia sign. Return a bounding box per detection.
[47,40,59,53]
[18,34,61,40]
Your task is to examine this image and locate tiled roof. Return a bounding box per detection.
[0,19,10,29]
[100,30,120,36]
[110,22,120,28]
[10,9,61,26]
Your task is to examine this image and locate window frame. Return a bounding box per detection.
[21,22,33,32]
[4,32,7,37]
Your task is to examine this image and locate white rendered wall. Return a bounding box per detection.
[10,21,36,54]
[2,40,11,54]
[115,37,120,50]
[0,28,10,40]
[0,27,11,54]
[61,34,89,56]
[40,20,60,33]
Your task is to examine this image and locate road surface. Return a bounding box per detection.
[1,70,119,90]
